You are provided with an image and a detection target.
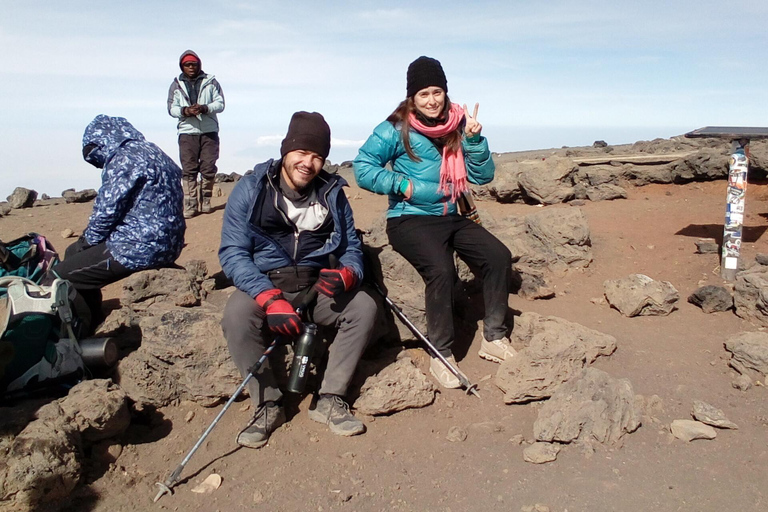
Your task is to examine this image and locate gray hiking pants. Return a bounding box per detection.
[221,287,377,406]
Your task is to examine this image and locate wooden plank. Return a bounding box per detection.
[686,126,768,140]
[572,152,695,165]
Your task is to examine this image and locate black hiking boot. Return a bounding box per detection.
[236,401,286,449]
[308,394,365,436]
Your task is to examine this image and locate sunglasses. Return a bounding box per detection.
[182,62,199,67]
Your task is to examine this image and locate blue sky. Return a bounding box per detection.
[1,0,767,199]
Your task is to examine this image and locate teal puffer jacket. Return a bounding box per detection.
[353,120,494,218]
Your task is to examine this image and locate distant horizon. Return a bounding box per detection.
[1,124,693,199]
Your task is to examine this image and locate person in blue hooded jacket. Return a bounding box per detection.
[47,115,185,327]
[354,56,514,390]
[219,112,376,448]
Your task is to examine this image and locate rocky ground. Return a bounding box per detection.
[2,136,768,511]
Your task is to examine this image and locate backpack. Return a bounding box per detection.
[0,234,86,397]
[0,232,59,284]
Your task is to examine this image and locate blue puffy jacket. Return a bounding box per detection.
[219,159,364,299]
[82,115,185,270]
[353,120,494,218]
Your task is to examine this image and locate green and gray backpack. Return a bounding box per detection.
[0,234,85,397]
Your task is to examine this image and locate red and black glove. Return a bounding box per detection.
[255,289,302,336]
[315,267,358,297]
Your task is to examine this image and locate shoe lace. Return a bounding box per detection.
[329,395,351,417]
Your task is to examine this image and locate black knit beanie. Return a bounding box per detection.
[280,111,331,159]
[406,56,448,98]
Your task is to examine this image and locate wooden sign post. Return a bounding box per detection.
[686,127,768,280]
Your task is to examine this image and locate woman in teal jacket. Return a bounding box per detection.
[354,56,514,389]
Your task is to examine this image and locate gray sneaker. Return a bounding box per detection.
[236,402,286,449]
[308,394,365,436]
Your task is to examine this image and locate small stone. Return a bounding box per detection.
[523,442,561,464]
[446,426,467,442]
[695,239,719,254]
[253,490,265,503]
[670,420,717,441]
[756,253,768,266]
[61,228,75,239]
[384,449,395,456]
[185,411,195,422]
[191,473,222,493]
[733,374,752,391]
[534,505,551,512]
[691,400,738,429]
[509,434,525,445]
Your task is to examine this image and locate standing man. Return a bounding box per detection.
[167,49,225,218]
[219,112,376,448]
[46,115,186,329]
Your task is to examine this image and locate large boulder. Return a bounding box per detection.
[57,379,130,443]
[724,331,768,378]
[477,162,524,203]
[109,302,241,407]
[688,285,733,313]
[122,267,202,308]
[61,189,98,204]
[495,312,617,403]
[518,157,577,205]
[733,266,768,326]
[0,403,81,511]
[524,207,592,269]
[6,187,37,209]
[533,367,642,444]
[354,355,436,415]
[604,274,679,317]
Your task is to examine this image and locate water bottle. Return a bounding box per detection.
[286,323,318,393]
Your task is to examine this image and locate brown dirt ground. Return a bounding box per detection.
[2,159,768,512]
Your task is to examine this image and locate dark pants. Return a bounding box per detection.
[47,239,132,323]
[386,215,512,356]
[221,287,377,406]
[179,133,219,185]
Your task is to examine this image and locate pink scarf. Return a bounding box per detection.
[408,103,468,202]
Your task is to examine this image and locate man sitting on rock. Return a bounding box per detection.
[45,115,186,329]
[219,111,376,448]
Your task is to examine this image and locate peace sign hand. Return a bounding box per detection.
[463,103,482,138]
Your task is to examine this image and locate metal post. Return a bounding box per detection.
[721,138,749,281]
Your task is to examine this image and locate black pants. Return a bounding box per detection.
[178,132,220,183]
[47,239,132,324]
[386,215,512,356]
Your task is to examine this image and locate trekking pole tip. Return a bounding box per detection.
[153,482,172,503]
[466,384,481,399]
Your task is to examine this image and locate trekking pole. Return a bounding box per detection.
[372,283,480,398]
[153,289,318,503]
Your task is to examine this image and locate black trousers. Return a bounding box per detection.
[386,215,512,356]
[48,239,132,324]
[178,132,220,184]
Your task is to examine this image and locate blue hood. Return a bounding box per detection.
[82,115,146,168]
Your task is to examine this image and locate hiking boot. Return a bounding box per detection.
[183,198,198,219]
[478,335,516,363]
[429,355,465,389]
[200,196,212,214]
[308,394,365,436]
[236,402,286,449]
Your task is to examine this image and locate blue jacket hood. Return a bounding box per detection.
[82,115,146,168]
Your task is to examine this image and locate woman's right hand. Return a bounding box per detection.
[404,180,413,199]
